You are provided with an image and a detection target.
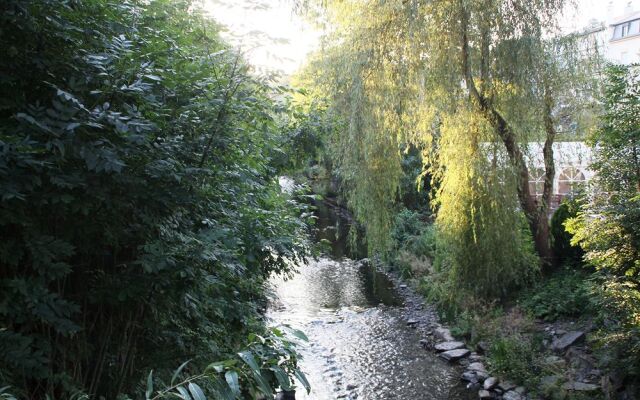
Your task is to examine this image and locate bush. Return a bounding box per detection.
[488,335,542,386]
[0,1,309,398]
[550,199,584,266]
[519,268,593,321]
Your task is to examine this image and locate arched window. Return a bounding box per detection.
[557,167,586,195]
[528,168,545,196]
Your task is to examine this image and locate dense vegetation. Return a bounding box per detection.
[0,1,311,398]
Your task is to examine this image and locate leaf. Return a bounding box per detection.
[171,360,191,385]
[176,386,191,400]
[294,369,311,394]
[270,366,291,391]
[145,370,153,400]
[224,370,240,396]
[187,382,206,400]
[238,351,272,396]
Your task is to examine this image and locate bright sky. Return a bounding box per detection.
[204,0,320,76]
[205,0,640,75]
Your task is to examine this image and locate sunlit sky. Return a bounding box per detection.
[205,0,640,76]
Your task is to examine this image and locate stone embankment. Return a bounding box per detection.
[385,266,604,399]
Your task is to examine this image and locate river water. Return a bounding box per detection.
[268,197,471,400]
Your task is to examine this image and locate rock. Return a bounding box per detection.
[468,362,487,372]
[399,284,407,289]
[419,339,430,349]
[434,327,455,341]
[434,341,465,352]
[515,386,526,395]
[462,371,479,383]
[562,381,600,391]
[346,383,358,390]
[552,331,585,352]
[474,370,489,381]
[478,389,492,399]
[544,355,566,367]
[406,319,418,326]
[556,328,567,336]
[476,341,490,354]
[502,390,524,400]
[439,348,471,362]
[483,377,498,390]
[540,375,562,389]
[498,381,517,392]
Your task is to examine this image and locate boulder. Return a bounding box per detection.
[434,341,465,352]
[483,377,498,390]
[552,331,585,352]
[502,391,525,400]
[540,375,563,389]
[468,362,487,372]
[434,327,455,342]
[497,381,517,392]
[462,371,479,383]
[438,348,471,362]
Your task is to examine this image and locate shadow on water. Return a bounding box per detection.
[269,195,472,400]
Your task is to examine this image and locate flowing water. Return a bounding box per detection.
[268,196,471,400]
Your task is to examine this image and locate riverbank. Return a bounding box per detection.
[381,259,638,400]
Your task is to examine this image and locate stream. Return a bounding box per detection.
[268,192,472,400]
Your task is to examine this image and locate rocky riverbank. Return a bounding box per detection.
[376,260,624,400]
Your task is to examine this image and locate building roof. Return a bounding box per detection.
[610,11,640,26]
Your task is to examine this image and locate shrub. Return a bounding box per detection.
[550,199,584,266]
[518,268,593,321]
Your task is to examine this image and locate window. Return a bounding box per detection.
[613,19,640,39]
[557,167,586,195]
[528,168,546,196]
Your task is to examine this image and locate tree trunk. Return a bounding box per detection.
[459,2,554,267]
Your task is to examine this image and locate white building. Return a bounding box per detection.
[525,2,640,211]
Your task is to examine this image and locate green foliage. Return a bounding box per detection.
[550,199,584,266]
[519,268,593,321]
[589,277,640,381]
[0,0,309,398]
[390,209,434,258]
[488,335,541,385]
[146,327,310,400]
[567,64,640,277]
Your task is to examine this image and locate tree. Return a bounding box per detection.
[302,0,599,272]
[0,0,309,397]
[568,64,640,277]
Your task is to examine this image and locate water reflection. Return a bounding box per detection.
[268,197,469,399]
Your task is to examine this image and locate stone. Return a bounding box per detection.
[498,381,517,392]
[544,355,566,367]
[399,284,407,289]
[438,348,471,362]
[474,370,489,381]
[552,331,585,352]
[515,386,526,395]
[502,391,525,400]
[476,341,490,354]
[468,362,487,372]
[540,375,562,389]
[407,319,418,326]
[562,381,600,391]
[419,339,430,349]
[346,383,358,390]
[478,389,492,399]
[483,377,498,390]
[434,326,455,341]
[462,371,479,383]
[434,341,465,352]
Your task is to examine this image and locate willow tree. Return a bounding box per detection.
[302,0,599,271]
